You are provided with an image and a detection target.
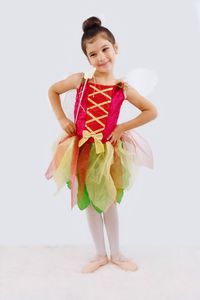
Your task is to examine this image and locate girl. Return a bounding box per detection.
[45,16,158,273]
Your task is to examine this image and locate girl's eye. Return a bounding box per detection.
[90,48,109,57]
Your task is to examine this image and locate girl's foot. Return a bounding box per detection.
[110,252,138,272]
[81,255,109,273]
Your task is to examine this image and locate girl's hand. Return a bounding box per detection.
[107,124,125,145]
[59,117,76,135]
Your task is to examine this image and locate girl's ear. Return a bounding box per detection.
[114,43,119,54]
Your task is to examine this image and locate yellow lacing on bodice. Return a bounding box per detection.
[78,84,114,154]
[85,84,113,134]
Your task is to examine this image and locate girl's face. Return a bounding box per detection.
[86,35,118,73]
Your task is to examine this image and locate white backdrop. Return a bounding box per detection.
[0,0,200,248]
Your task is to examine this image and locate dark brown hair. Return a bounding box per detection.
[81,16,116,56]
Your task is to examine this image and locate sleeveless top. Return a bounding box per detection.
[74,76,127,152]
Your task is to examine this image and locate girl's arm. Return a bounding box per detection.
[108,85,158,144]
[121,85,158,131]
[48,72,83,134]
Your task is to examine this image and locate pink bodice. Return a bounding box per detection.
[74,79,126,143]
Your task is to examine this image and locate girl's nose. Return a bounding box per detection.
[97,53,106,62]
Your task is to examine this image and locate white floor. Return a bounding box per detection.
[0,246,200,300]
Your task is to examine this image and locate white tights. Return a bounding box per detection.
[85,202,123,259]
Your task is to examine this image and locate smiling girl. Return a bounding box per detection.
[45,16,158,273]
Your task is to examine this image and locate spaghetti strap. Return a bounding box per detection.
[122,81,129,99]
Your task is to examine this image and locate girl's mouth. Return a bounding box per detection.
[98,61,109,67]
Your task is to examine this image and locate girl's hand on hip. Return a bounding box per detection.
[59,117,76,135]
[107,125,125,145]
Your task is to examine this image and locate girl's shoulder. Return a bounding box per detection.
[115,79,129,99]
[48,72,84,94]
[68,72,84,89]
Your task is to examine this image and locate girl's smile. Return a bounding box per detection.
[98,61,110,67]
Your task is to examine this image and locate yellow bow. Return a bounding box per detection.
[78,130,104,154]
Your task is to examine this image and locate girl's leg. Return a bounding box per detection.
[103,202,122,259]
[81,204,108,273]
[103,202,138,271]
[85,204,107,257]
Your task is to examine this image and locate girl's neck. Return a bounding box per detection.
[92,70,117,85]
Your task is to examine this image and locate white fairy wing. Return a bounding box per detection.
[61,89,77,122]
[123,67,158,97]
[118,68,158,124]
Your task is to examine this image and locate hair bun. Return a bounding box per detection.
[82,16,101,33]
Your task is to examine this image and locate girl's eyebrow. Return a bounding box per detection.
[88,44,109,56]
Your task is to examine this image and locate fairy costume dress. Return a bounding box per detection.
[45,74,154,213]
